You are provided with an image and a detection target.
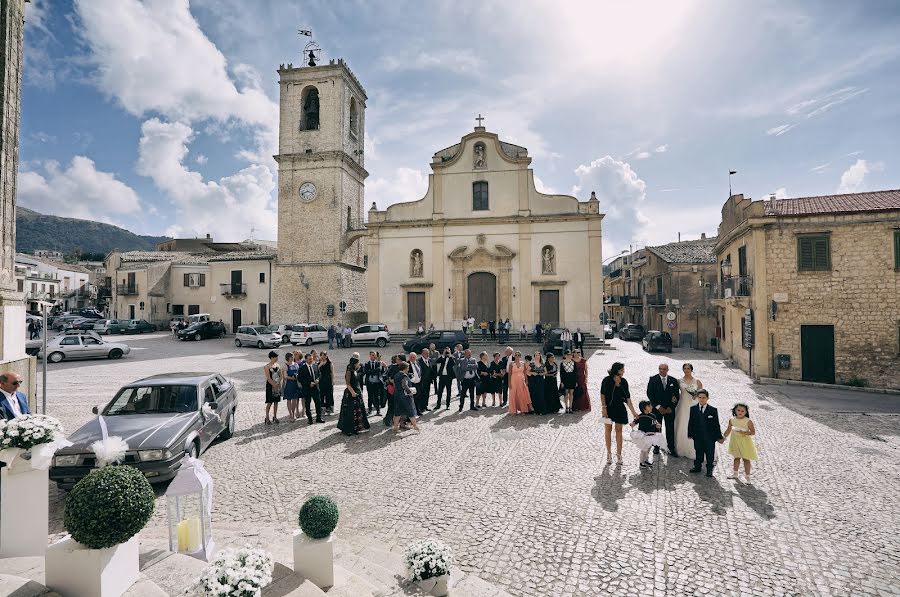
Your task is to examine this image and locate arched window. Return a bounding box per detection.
[349,97,359,138]
[473,181,489,211]
[300,86,320,131]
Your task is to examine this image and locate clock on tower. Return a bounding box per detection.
[272,57,368,326]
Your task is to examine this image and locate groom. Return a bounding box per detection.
[646,363,679,456]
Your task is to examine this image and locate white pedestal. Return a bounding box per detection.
[45,535,140,597]
[0,461,49,557]
[292,531,334,589]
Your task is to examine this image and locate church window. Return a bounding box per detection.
[349,97,359,139]
[300,86,320,131]
[473,181,489,211]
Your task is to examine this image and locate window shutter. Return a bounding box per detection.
[798,238,814,271]
[894,231,900,269]
[813,237,829,270]
[184,273,190,286]
[199,273,206,287]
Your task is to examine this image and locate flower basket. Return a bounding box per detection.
[186,546,274,597]
[405,539,452,596]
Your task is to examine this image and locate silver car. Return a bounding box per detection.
[234,325,282,349]
[39,333,131,363]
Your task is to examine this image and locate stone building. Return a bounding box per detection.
[365,124,604,332]
[640,236,718,349]
[271,59,368,327]
[605,249,646,328]
[713,190,900,388]
[0,0,33,399]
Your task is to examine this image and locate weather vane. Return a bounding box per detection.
[298,28,321,67]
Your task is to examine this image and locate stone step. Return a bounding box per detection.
[0,573,60,597]
[262,563,328,597]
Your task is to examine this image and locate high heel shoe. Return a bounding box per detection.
[265,418,271,425]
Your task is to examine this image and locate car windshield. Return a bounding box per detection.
[105,385,198,415]
[261,326,276,333]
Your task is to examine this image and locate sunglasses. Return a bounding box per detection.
[11,381,21,386]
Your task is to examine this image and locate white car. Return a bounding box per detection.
[234,325,282,349]
[268,324,294,344]
[40,334,131,363]
[351,323,390,347]
[290,323,328,346]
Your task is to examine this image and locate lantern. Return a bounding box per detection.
[165,458,214,561]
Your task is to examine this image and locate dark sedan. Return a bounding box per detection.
[50,373,238,490]
[177,321,226,341]
[642,330,673,353]
[122,319,155,334]
[403,330,468,353]
[618,323,645,341]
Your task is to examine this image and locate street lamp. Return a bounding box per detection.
[720,259,732,279]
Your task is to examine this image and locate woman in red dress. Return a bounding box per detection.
[572,350,591,411]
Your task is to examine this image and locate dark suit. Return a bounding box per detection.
[434,355,456,408]
[499,356,510,406]
[298,363,323,423]
[362,360,385,413]
[687,404,723,473]
[0,390,29,421]
[408,359,428,414]
[647,375,680,453]
[573,331,585,353]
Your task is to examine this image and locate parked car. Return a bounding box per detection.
[49,373,238,490]
[608,321,618,333]
[122,319,155,334]
[351,323,390,347]
[403,330,468,354]
[177,320,226,341]
[188,313,212,324]
[618,323,646,341]
[235,325,282,349]
[268,324,294,344]
[39,334,131,363]
[77,309,103,319]
[169,315,187,329]
[289,323,328,346]
[94,319,126,334]
[73,319,99,331]
[52,316,83,331]
[541,328,566,355]
[642,330,673,353]
[603,324,614,339]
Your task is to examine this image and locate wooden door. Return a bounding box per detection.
[467,272,497,324]
[231,309,242,334]
[539,290,560,327]
[407,292,426,330]
[801,325,835,384]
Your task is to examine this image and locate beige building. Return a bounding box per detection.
[605,250,646,328]
[366,125,604,332]
[107,250,275,331]
[713,190,900,388]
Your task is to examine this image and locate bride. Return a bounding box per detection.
[673,363,703,459]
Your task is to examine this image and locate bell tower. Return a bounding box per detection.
[272,56,368,325]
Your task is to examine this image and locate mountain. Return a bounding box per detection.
[15,207,170,255]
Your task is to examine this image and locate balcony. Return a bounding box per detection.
[717,276,752,299]
[220,283,247,297]
[116,284,139,295]
[646,293,666,307]
[616,295,643,307]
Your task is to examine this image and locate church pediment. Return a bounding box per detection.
[448,243,516,266]
[431,127,531,172]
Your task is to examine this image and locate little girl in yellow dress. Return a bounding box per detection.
[723,403,758,481]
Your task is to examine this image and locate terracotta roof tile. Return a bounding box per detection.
[764,189,900,216]
[647,238,718,264]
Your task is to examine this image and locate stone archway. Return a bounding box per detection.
[448,244,515,320]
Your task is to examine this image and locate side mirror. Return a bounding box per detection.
[92,405,99,414]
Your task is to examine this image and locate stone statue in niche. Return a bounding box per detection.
[411,251,423,277]
[542,247,555,274]
[473,143,486,169]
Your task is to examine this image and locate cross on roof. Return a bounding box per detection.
[475,113,485,127]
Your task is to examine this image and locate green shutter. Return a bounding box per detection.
[894,230,900,269]
[184,273,190,286]
[798,238,814,271]
[798,236,830,271]
[813,237,830,270]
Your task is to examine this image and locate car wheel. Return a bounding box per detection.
[194,333,202,341]
[257,340,264,349]
[48,351,65,363]
[306,338,313,346]
[376,338,387,347]
[108,348,123,360]
[187,442,199,460]
[220,410,235,440]
[234,339,242,347]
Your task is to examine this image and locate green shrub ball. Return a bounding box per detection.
[64,466,156,550]
[298,495,339,539]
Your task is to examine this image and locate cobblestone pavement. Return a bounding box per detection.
[40,334,900,596]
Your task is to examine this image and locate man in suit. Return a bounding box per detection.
[417,348,433,413]
[407,352,425,415]
[452,343,466,397]
[434,348,456,409]
[298,353,324,424]
[457,349,480,412]
[362,351,385,416]
[647,363,680,456]
[429,343,439,396]
[687,389,724,477]
[0,372,29,420]
[500,346,513,407]
[573,328,586,354]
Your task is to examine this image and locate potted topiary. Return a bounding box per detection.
[45,466,156,597]
[405,539,453,596]
[293,495,339,589]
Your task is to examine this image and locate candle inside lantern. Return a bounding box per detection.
[176,520,189,551]
[185,516,201,552]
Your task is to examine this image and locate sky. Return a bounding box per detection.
[18,0,900,255]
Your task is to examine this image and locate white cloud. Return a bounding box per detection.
[634,151,652,159]
[573,156,648,251]
[366,167,429,211]
[773,187,789,199]
[136,118,275,240]
[195,154,208,165]
[837,158,883,194]
[803,86,868,118]
[18,156,142,220]
[809,163,829,174]
[766,124,796,136]
[533,175,557,195]
[654,145,668,153]
[382,49,483,75]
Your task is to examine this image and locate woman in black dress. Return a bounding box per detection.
[600,361,637,464]
[382,355,400,427]
[526,352,546,414]
[318,351,334,415]
[559,351,577,413]
[544,353,562,414]
[476,351,491,408]
[337,356,370,435]
[392,362,420,433]
[489,352,503,407]
[263,351,282,425]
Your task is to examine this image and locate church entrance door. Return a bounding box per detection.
[467,272,497,324]
[539,290,560,327]
[407,292,426,330]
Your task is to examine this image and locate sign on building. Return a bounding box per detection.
[743,308,754,349]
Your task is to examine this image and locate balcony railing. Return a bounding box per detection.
[116,284,139,295]
[220,283,247,297]
[646,293,666,306]
[717,276,753,299]
[615,295,643,307]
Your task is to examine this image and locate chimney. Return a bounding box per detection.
[206,234,211,239]
[701,233,707,240]
[678,232,681,242]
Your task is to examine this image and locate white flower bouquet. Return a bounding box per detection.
[404,539,453,582]
[684,383,699,396]
[186,546,274,597]
[0,414,70,470]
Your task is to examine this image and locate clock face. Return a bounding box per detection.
[299,182,317,202]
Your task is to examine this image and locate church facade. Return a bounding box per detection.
[366,125,604,332]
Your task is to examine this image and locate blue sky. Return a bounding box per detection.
[19,0,900,254]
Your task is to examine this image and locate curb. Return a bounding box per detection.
[757,377,900,396]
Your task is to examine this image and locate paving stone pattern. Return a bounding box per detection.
[40,334,900,596]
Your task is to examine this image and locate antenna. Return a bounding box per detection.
[298,28,321,66]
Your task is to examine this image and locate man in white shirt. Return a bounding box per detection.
[0,372,29,420]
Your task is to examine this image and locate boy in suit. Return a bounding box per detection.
[687,389,724,477]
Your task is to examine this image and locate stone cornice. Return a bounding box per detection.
[367,212,601,229]
[531,280,568,287]
[399,282,434,289]
[274,151,369,180]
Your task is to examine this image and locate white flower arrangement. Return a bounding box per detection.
[684,383,699,396]
[404,539,453,582]
[186,546,274,597]
[0,414,70,470]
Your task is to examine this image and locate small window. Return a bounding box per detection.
[83,337,100,345]
[204,386,215,404]
[259,272,266,283]
[60,337,79,346]
[349,97,359,138]
[300,86,320,131]
[797,235,831,271]
[473,181,489,211]
[356,326,370,333]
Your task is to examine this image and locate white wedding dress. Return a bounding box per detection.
[673,376,700,459]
